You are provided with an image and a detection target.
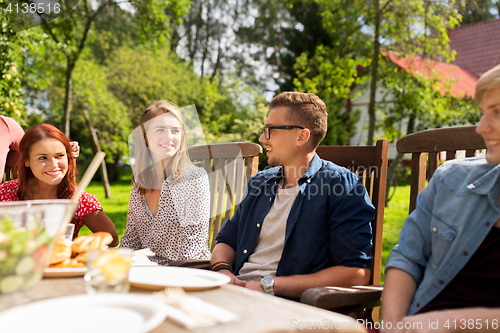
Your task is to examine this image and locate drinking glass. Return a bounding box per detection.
[84,248,133,294]
[61,223,75,244]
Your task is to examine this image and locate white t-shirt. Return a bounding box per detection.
[237,182,300,281]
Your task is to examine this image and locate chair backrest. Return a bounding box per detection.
[316,138,389,286]
[188,142,263,251]
[3,151,19,182]
[396,125,486,214]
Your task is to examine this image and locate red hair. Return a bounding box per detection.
[16,124,77,200]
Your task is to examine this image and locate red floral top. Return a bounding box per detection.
[0,179,103,239]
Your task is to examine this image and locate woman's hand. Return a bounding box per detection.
[83,210,119,247]
[70,141,80,158]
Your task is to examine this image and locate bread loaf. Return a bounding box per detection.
[71,232,113,254]
[74,252,88,263]
[49,239,72,265]
[49,258,85,268]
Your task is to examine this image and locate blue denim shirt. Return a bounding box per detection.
[215,154,375,278]
[386,157,500,315]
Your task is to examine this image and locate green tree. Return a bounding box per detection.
[314,0,461,145]
[456,0,499,25]
[380,61,479,202]
[245,0,368,145]
[293,45,366,145]
[106,45,209,126]
[176,0,273,89]
[106,45,265,144]
[1,1,24,120]
[85,6,143,65]
[71,59,131,184]
[37,0,190,138]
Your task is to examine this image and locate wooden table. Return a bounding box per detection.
[0,277,367,333]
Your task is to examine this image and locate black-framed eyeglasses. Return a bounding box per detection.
[262,125,305,140]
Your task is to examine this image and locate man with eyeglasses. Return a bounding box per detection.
[211,91,375,299]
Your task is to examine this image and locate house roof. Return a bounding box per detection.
[385,51,477,98]
[449,18,500,78]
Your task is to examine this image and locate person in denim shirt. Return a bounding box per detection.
[382,65,500,332]
[210,92,375,299]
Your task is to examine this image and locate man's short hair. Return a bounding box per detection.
[269,92,328,149]
[475,64,500,105]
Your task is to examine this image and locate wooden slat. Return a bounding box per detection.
[207,160,218,248]
[225,158,236,220]
[427,152,439,180]
[203,159,212,174]
[246,156,256,181]
[189,142,262,160]
[465,149,476,157]
[234,158,246,214]
[409,153,427,214]
[446,150,456,161]
[212,159,227,249]
[316,145,376,167]
[396,126,486,153]
[366,170,373,200]
[370,139,388,286]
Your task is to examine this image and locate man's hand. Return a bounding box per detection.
[217,269,247,287]
[245,281,264,292]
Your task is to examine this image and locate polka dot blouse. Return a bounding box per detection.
[120,164,211,265]
[0,179,103,239]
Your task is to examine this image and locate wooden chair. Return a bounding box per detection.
[396,126,486,213]
[170,142,263,268]
[2,151,19,182]
[300,138,389,322]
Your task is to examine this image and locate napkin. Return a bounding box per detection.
[131,255,158,267]
[154,290,239,329]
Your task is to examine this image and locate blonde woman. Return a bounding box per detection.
[120,100,211,265]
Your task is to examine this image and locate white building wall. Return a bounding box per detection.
[349,86,406,160]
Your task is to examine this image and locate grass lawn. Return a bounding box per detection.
[380,184,410,283]
[80,174,411,284]
[78,177,132,240]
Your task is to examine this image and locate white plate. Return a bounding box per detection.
[129,266,231,291]
[43,267,87,278]
[0,293,169,333]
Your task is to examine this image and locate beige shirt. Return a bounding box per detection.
[237,183,300,281]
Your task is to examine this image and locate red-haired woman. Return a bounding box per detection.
[0,124,119,246]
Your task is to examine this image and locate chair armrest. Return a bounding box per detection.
[168,259,211,269]
[300,285,383,310]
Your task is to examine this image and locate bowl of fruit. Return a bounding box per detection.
[0,200,78,294]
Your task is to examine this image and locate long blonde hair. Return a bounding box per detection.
[132,100,191,195]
